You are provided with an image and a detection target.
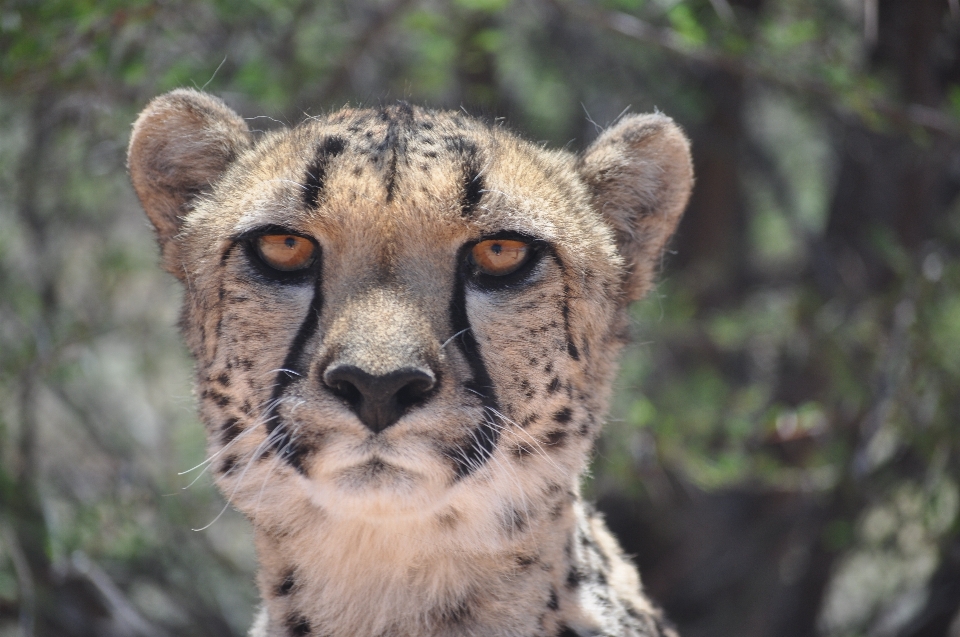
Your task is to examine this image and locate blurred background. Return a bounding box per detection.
[1,0,960,635]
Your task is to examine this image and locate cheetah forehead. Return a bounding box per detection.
[184,103,621,279]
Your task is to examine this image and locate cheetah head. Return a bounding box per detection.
[128,90,691,546]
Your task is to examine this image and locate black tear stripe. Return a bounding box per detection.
[262,262,324,473]
[449,260,501,480]
[303,136,347,209]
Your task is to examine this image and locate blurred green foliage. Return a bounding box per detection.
[2,1,960,636]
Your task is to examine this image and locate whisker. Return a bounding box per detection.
[441,329,471,349]
[192,424,284,532]
[264,368,302,378]
[178,396,288,476]
[483,406,566,477]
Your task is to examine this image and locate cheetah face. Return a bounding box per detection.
[128,91,692,531]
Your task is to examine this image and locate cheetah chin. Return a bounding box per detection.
[128,89,693,637]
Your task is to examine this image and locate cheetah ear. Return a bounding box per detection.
[128,89,252,280]
[578,113,693,303]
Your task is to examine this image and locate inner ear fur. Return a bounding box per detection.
[578,113,693,303]
[128,89,252,279]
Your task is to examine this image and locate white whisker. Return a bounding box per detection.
[441,329,470,349]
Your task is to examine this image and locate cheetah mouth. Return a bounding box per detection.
[326,454,421,492]
[299,453,459,519]
[341,457,402,481]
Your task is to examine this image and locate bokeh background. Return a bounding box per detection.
[2,0,960,635]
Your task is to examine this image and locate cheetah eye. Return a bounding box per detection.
[255,234,317,272]
[469,239,531,277]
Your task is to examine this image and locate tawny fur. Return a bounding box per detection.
[128,89,693,637]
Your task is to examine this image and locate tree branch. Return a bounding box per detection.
[552,0,960,139]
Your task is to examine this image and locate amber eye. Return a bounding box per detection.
[255,234,317,272]
[470,239,530,276]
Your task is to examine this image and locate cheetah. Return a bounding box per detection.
[127,89,693,637]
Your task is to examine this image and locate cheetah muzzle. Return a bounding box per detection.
[128,89,693,637]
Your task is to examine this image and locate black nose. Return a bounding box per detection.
[323,365,436,433]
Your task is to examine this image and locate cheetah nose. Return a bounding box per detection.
[323,365,436,433]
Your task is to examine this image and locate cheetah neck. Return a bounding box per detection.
[251,497,583,637]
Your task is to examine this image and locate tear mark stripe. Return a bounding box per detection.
[263,257,324,469]
[449,251,501,479]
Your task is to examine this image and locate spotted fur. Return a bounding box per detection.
[128,89,693,637]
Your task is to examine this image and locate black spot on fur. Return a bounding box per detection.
[515,554,538,568]
[278,433,313,476]
[547,377,561,393]
[448,599,472,624]
[551,264,581,361]
[443,136,484,216]
[626,606,645,621]
[553,407,572,424]
[219,454,238,474]
[548,588,559,610]
[221,417,242,444]
[544,430,567,447]
[512,443,534,459]
[203,389,231,408]
[566,567,583,589]
[276,570,296,596]
[550,499,566,520]
[556,626,580,637]
[286,613,312,636]
[450,408,499,479]
[304,136,346,209]
[438,510,459,528]
[503,508,526,533]
[578,529,591,550]
[432,595,473,626]
[217,372,230,386]
[461,168,484,215]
